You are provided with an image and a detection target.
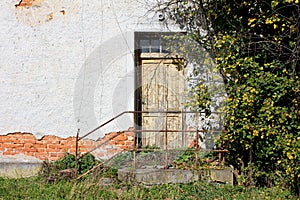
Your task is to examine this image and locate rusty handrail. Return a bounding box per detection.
[75,110,225,178]
[78,110,218,140]
[78,111,133,141]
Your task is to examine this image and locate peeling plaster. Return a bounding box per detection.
[15,0,79,26]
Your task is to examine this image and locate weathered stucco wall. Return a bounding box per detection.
[0,0,172,140]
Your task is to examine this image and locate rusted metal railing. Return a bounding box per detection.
[75,110,227,177]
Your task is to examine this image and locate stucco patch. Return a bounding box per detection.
[15,0,79,26]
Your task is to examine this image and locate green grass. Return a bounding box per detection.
[0,176,297,200]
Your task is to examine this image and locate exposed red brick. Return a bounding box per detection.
[117,141,125,145]
[124,130,134,137]
[46,148,57,153]
[24,147,37,152]
[23,139,36,144]
[46,144,58,149]
[0,128,135,161]
[24,143,34,149]
[15,0,33,7]
[67,148,76,154]
[3,151,15,155]
[114,134,128,141]
[108,140,117,145]
[11,143,24,148]
[37,148,46,153]
[42,135,59,141]
[103,132,118,140]
[125,141,134,146]
[60,140,69,145]
[59,145,71,150]
[51,157,60,161]
[22,134,36,140]
[66,137,76,141]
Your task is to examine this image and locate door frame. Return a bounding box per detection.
[134,32,186,147]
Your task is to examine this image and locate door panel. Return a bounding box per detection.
[140,57,186,149]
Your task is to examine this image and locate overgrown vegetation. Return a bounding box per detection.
[0,152,298,199]
[157,0,300,195]
[0,176,297,199]
[174,149,223,170]
[39,153,102,181]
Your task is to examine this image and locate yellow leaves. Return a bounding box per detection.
[227,7,231,14]
[248,18,256,24]
[226,96,232,102]
[271,1,279,7]
[283,68,288,74]
[250,88,256,94]
[265,18,273,24]
[245,143,250,150]
[287,152,294,160]
[215,39,225,48]
[290,25,297,33]
[268,115,274,121]
[281,23,286,32]
[248,18,256,27]
[253,130,259,137]
[265,15,281,30]
[277,160,282,164]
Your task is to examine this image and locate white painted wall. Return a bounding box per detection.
[0,0,178,139]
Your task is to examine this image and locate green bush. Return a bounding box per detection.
[39,153,100,180]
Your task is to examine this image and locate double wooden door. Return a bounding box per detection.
[138,56,186,149]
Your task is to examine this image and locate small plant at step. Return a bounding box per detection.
[174,148,223,170]
[39,153,100,181]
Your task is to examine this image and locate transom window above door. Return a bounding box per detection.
[139,39,168,53]
[135,32,184,55]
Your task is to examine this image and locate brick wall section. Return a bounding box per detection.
[0,129,135,161]
[15,0,33,7]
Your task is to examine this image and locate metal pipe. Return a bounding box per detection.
[133,129,207,133]
[79,111,132,140]
[134,148,228,152]
[75,128,80,178]
[133,112,137,169]
[195,112,199,166]
[133,129,137,169]
[79,110,223,140]
[165,112,168,168]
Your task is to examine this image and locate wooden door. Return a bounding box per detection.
[140,57,186,149]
